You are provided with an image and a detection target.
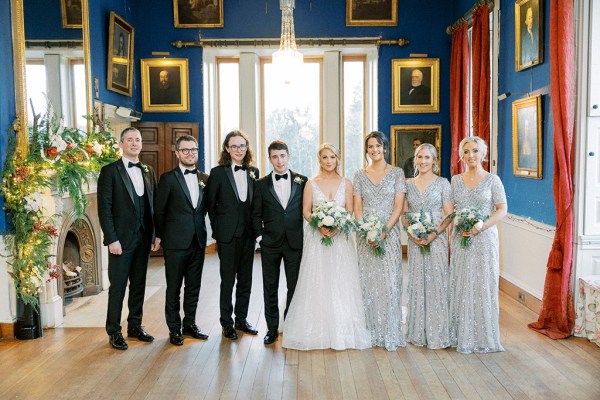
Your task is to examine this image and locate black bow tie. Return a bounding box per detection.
[234,165,246,172]
[184,169,197,175]
[275,173,288,181]
[128,161,142,169]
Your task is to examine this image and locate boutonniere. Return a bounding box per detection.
[294,176,304,185]
[199,180,206,189]
[249,171,257,180]
[140,163,149,174]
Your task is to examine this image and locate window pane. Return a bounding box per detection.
[71,61,87,130]
[26,63,47,125]
[263,60,321,176]
[343,59,365,179]
[218,60,240,139]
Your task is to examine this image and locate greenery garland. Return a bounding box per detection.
[1,108,120,307]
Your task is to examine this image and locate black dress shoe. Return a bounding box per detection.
[127,326,155,342]
[182,324,209,340]
[109,332,128,350]
[234,320,258,335]
[222,325,238,340]
[263,330,279,345]
[169,331,184,346]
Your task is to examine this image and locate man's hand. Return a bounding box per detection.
[151,238,161,252]
[108,241,123,255]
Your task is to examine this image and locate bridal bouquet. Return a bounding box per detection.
[309,201,354,246]
[453,207,487,248]
[405,210,437,254]
[355,212,387,256]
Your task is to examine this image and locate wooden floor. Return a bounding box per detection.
[1,254,599,400]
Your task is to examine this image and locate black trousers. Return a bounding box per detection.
[217,236,255,327]
[164,238,205,332]
[260,240,302,331]
[105,230,151,335]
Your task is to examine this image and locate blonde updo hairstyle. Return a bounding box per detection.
[413,143,440,175]
[318,143,341,175]
[458,136,488,166]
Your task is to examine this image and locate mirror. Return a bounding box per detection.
[12,0,92,156]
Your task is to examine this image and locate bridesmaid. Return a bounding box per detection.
[353,131,406,351]
[401,143,453,349]
[449,136,507,353]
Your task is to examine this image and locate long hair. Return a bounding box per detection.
[317,143,341,175]
[413,143,440,176]
[218,130,255,168]
[458,136,488,165]
[364,131,389,162]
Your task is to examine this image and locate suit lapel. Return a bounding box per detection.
[174,168,194,208]
[267,172,284,210]
[225,166,240,201]
[117,161,136,206]
[289,170,299,206]
[247,167,255,206]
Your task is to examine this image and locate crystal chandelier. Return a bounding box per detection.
[272,0,303,84]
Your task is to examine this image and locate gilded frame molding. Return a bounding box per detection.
[173,0,224,28]
[512,94,542,179]
[141,58,190,113]
[107,12,134,97]
[390,124,442,172]
[346,0,398,26]
[515,0,543,71]
[392,58,440,114]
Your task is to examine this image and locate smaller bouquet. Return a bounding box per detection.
[405,210,437,254]
[453,207,487,248]
[355,213,387,256]
[309,201,354,246]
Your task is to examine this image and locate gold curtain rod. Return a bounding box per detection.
[171,36,410,49]
[25,40,83,49]
[446,0,494,35]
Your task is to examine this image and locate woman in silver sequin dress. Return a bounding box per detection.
[401,143,453,349]
[353,131,406,351]
[449,137,508,354]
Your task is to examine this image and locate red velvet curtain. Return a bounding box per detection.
[528,0,576,339]
[450,24,469,175]
[471,4,490,171]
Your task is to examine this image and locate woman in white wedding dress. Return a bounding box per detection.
[283,144,371,350]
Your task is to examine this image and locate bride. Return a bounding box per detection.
[282,144,371,350]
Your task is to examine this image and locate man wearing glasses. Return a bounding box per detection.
[206,130,260,340]
[154,135,209,346]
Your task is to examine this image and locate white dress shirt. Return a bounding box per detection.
[180,165,199,208]
[272,169,291,209]
[232,164,248,202]
[122,156,144,196]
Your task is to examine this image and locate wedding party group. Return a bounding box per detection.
[97,126,507,355]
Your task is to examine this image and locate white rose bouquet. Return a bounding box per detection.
[309,200,354,246]
[453,207,488,248]
[405,210,437,254]
[355,212,387,256]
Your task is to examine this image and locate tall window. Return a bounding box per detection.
[217,58,240,147]
[70,59,87,130]
[343,56,366,178]
[25,60,46,125]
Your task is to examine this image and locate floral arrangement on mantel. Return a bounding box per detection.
[1,107,120,307]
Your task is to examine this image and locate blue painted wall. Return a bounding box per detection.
[24,0,82,40]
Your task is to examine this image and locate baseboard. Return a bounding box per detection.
[499,277,542,314]
[0,322,14,339]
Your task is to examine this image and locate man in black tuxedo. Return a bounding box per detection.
[402,68,431,105]
[97,127,159,350]
[154,135,209,346]
[252,140,307,345]
[206,130,260,340]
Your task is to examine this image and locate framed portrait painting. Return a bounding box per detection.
[107,12,134,96]
[512,95,542,179]
[515,0,543,71]
[390,124,442,178]
[346,0,397,26]
[392,58,440,114]
[141,58,190,113]
[174,0,224,28]
[61,0,82,28]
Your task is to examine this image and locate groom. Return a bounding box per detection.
[252,140,307,344]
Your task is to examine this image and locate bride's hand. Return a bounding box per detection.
[319,226,338,238]
[380,232,387,242]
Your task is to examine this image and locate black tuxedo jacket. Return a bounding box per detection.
[252,171,307,250]
[402,84,430,105]
[206,164,259,243]
[154,167,208,249]
[97,159,157,249]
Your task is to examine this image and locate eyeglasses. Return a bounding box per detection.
[178,148,199,155]
[228,144,247,151]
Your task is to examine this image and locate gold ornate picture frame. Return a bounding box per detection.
[107,12,134,96]
[174,0,224,28]
[515,0,543,71]
[390,124,442,177]
[512,94,542,179]
[141,58,190,113]
[392,58,440,114]
[346,0,397,26]
[61,0,82,28]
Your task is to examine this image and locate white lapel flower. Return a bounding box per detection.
[249,170,256,180]
[294,176,304,185]
[199,180,206,189]
[141,164,149,174]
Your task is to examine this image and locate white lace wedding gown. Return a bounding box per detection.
[282,179,371,350]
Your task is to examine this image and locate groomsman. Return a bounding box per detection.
[97,127,159,350]
[206,130,260,340]
[154,135,209,346]
[252,140,307,344]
